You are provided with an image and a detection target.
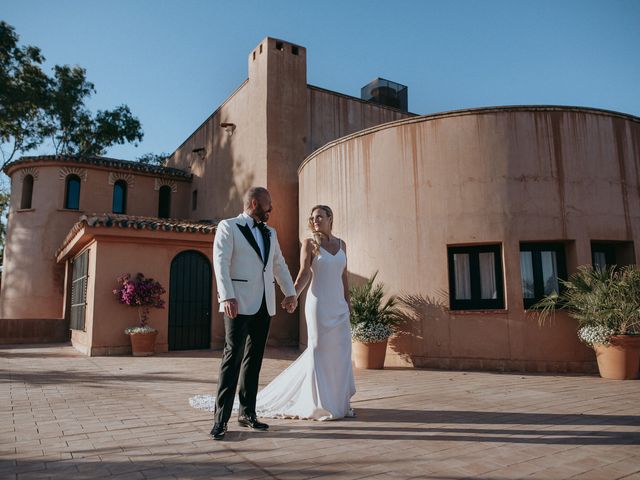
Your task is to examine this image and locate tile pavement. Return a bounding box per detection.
[1,343,639,479]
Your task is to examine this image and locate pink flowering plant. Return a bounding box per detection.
[113,273,166,334]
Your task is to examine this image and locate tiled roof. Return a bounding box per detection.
[81,214,217,233]
[57,214,216,257]
[3,155,191,179]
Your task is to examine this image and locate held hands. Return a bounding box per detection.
[225,297,296,316]
[281,295,298,313]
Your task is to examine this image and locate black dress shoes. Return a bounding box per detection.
[210,422,227,440]
[238,414,269,430]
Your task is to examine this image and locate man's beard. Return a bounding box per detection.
[255,205,270,222]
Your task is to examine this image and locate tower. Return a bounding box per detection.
[250,38,308,344]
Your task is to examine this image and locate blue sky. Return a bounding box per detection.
[3,0,640,161]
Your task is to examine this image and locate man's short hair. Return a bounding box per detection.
[243,187,269,209]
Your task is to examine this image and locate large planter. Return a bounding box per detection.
[129,330,158,356]
[593,335,640,380]
[352,338,388,369]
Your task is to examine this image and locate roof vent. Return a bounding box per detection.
[361,77,408,111]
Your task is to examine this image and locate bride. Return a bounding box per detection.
[191,204,356,420]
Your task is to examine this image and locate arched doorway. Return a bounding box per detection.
[168,250,212,350]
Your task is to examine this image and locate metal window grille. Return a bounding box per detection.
[70,250,89,330]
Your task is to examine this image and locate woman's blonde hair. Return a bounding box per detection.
[308,205,333,255]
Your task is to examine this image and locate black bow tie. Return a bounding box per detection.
[253,219,269,235]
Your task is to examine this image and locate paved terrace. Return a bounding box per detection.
[1,344,639,480]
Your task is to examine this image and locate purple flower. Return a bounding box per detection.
[113,273,166,327]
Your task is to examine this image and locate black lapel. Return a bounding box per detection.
[261,227,271,266]
[237,223,263,261]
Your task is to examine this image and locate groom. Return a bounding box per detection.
[210,186,297,440]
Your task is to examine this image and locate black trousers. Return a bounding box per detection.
[214,297,271,424]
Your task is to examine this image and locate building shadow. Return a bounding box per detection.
[154,346,301,360]
[258,407,640,445]
[349,407,640,426]
[0,342,81,358]
[0,367,210,387]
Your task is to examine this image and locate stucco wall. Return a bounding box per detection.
[168,38,414,347]
[298,106,640,372]
[62,228,214,356]
[168,78,266,222]
[306,86,412,155]
[1,160,190,320]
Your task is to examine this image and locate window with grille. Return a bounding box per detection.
[70,250,89,330]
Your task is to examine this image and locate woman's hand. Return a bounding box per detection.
[282,295,298,313]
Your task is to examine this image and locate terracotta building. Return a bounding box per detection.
[0,37,410,356]
[299,106,640,372]
[0,156,214,355]
[1,37,638,372]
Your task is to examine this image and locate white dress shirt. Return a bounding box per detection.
[241,212,265,260]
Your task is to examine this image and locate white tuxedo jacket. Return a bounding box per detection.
[213,214,296,316]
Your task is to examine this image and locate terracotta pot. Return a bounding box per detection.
[352,338,388,369]
[129,331,158,357]
[593,335,640,380]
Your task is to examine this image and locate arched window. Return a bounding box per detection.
[158,185,171,218]
[20,174,34,209]
[64,174,81,210]
[112,180,127,214]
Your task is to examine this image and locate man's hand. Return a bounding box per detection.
[281,295,298,313]
[223,298,238,318]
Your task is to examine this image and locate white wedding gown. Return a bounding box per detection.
[190,245,356,421]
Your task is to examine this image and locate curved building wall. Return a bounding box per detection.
[298,106,640,372]
[1,159,190,320]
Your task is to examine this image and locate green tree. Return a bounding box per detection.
[137,152,169,167]
[0,20,51,167]
[0,21,144,169]
[46,65,143,156]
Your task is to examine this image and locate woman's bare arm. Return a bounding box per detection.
[341,240,350,306]
[294,238,315,298]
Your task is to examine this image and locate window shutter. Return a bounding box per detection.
[70,251,89,330]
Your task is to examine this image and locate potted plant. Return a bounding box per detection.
[113,273,166,356]
[349,272,402,369]
[533,265,640,380]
